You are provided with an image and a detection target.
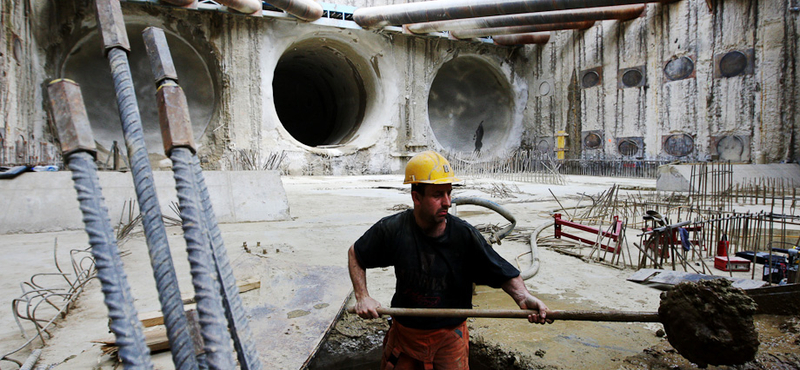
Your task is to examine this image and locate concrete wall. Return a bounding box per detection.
[0,170,290,234]
[1,0,798,175]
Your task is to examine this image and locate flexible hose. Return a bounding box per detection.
[191,155,263,370]
[68,152,153,368]
[521,220,553,280]
[107,47,198,370]
[170,148,236,369]
[452,197,516,244]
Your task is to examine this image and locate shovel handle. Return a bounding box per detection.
[347,307,660,323]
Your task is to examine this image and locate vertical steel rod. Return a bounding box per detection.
[94,0,198,368]
[49,79,153,369]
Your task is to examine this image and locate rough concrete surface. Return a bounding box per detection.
[0,170,290,234]
[1,174,799,370]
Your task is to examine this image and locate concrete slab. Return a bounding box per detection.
[0,170,290,234]
[656,163,800,192]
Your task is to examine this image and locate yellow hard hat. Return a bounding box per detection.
[403,151,461,184]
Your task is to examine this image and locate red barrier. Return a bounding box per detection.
[553,213,623,253]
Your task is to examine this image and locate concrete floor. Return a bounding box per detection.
[0,174,776,369]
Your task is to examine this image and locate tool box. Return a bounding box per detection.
[714,256,751,272]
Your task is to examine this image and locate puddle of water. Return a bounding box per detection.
[470,288,664,369]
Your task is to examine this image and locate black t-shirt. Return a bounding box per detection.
[353,210,520,329]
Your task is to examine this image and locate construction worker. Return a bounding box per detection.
[347,150,551,370]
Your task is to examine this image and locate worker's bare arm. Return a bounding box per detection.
[347,244,381,319]
[501,276,552,324]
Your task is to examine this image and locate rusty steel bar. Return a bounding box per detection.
[353,0,672,29]
[46,79,96,158]
[407,4,645,34]
[492,32,551,45]
[142,27,178,84]
[451,20,593,39]
[347,306,661,322]
[266,0,324,21]
[156,83,197,154]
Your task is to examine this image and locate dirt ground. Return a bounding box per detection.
[1,174,799,369]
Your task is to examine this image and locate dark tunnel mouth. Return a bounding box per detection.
[427,56,514,155]
[273,39,368,148]
[61,22,216,158]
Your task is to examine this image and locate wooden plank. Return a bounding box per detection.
[138,277,261,327]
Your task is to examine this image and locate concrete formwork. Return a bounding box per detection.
[1,0,799,174]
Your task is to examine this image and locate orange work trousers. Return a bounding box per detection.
[381,319,469,370]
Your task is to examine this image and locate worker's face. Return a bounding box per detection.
[412,183,452,225]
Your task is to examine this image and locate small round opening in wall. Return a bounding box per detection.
[719,51,748,78]
[428,56,513,154]
[618,140,639,156]
[273,39,368,147]
[581,71,600,88]
[664,56,694,81]
[663,133,694,157]
[621,69,643,87]
[538,81,552,96]
[583,133,602,149]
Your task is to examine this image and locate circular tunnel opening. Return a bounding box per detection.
[273,39,367,147]
[428,56,514,155]
[62,22,215,160]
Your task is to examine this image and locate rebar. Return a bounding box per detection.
[67,152,153,368]
[170,148,236,369]
[105,41,197,370]
[192,154,263,370]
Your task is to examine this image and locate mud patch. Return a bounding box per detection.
[658,279,758,367]
[622,314,800,369]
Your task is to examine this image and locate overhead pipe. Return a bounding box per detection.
[451,20,594,39]
[214,0,324,21]
[407,4,644,34]
[265,0,324,21]
[160,0,197,8]
[214,0,262,15]
[492,32,551,46]
[353,0,676,29]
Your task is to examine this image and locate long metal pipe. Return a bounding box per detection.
[407,4,644,34]
[214,0,262,14]
[265,0,324,21]
[353,0,673,29]
[451,20,593,39]
[159,0,197,7]
[217,0,323,21]
[492,32,551,45]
